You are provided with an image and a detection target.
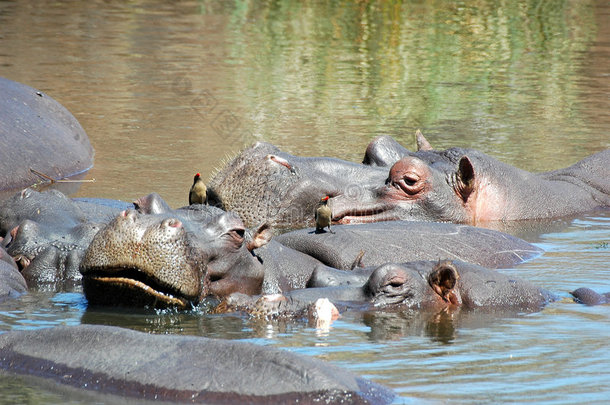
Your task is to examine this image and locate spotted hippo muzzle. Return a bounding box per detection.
[80,210,208,310]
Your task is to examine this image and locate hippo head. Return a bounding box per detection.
[331,133,513,225]
[365,261,461,309]
[80,210,208,310]
[207,142,303,228]
[208,142,390,228]
[331,151,480,224]
[7,219,102,283]
[80,209,272,309]
[199,212,271,297]
[0,188,106,284]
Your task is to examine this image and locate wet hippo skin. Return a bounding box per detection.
[571,288,610,306]
[221,260,556,318]
[0,246,26,302]
[0,77,94,190]
[276,220,542,270]
[0,325,395,404]
[208,135,610,228]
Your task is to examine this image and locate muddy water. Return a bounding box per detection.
[0,0,609,403]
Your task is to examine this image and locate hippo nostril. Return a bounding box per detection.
[122,210,138,221]
[163,218,182,228]
[14,255,30,271]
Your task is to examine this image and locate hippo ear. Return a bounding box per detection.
[246,223,273,251]
[428,261,461,305]
[415,130,433,151]
[456,156,476,202]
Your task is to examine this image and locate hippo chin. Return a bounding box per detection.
[209,134,610,228]
[0,325,395,404]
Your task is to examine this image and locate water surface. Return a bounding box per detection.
[0,0,609,403]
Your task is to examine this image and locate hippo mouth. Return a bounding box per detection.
[332,207,399,225]
[82,267,193,310]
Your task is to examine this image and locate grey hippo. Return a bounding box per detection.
[207,134,610,228]
[0,324,395,404]
[0,246,26,302]
[570,288,610,306]
[0,188,130,285]
[220,260,556,319]
[0,76,94,191]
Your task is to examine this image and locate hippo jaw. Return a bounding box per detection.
[82,267,200,310]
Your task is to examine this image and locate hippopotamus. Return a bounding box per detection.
[80,205,543,309]
[0,325,395,404]
[0,246,27,302]
[0,76,94,191]
[207,141,387,228]
[220,261,556,318]
[334,133,610,225]
[208,135,610,229]
[571,288,610,306]
[0,189,129,284]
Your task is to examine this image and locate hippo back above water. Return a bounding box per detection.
[0,325,395,404]
[0,76,94,190]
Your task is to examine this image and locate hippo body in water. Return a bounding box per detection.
[222,261,556,318]
[0,77,94,191]
[0,246,27,302]
[571,288,610,306]
[80,205,542,309]
[0,325,394,404]
[208,136,610,228]
[275,220,541,270]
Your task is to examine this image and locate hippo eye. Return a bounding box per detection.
[403,174,419,187]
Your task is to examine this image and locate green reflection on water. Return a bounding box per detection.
[198,0,598,169]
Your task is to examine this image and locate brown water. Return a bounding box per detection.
[0,0,609,403]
